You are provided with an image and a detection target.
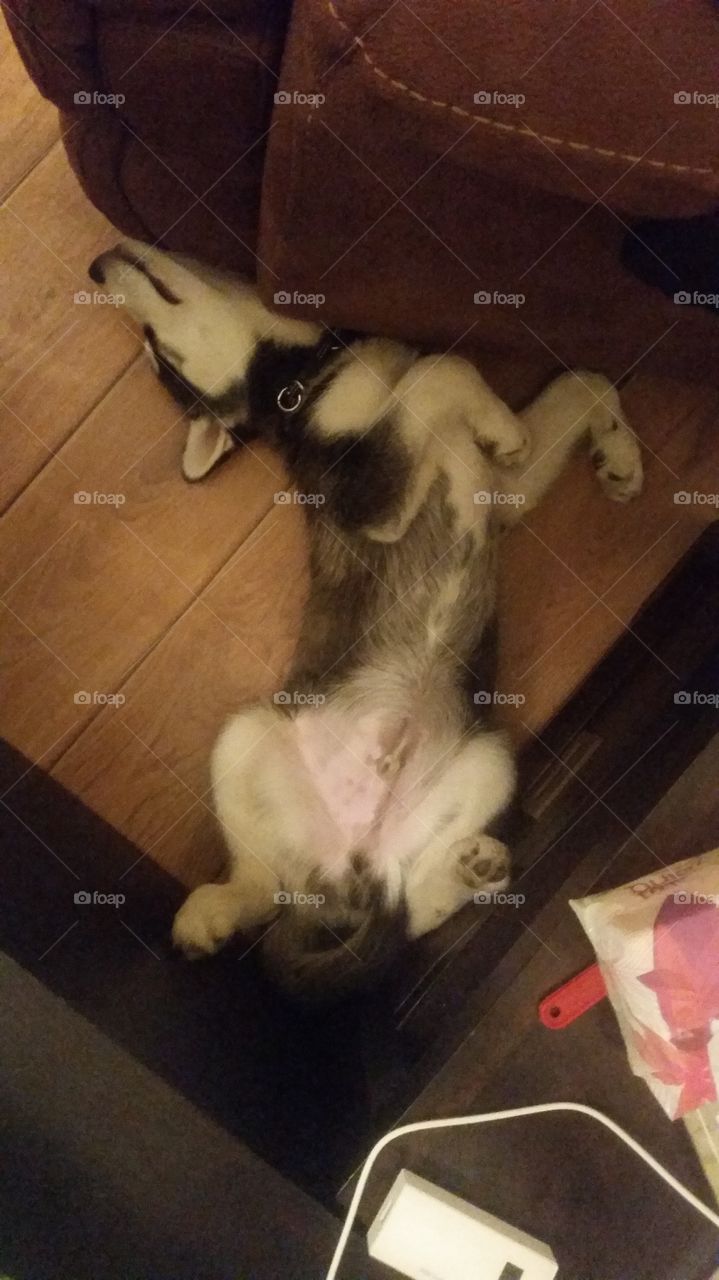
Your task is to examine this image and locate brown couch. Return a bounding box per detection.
[5,0,719,385]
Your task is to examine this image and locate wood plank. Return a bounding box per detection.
[0,14,58,198]
[0,144,138,509]
[498,374,719,739]
[0,356,282,768]
[52,506,308,886]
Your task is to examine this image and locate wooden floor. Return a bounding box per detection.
[2,24,718,889]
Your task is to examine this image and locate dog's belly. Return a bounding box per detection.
[289,706,433,875]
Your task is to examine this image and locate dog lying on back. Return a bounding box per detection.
[89,240,643,999]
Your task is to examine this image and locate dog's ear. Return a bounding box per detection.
[182,415,236,482]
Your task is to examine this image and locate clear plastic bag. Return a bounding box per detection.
[571,848,719,1118]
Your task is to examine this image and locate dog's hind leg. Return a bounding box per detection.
[406,832,511,938]
[495,371,643,524]
[172,708,288,956]
[397,730,515,938]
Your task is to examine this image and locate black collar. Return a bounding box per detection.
[275,328,355,416]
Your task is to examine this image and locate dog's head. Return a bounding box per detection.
[88,239,322,480]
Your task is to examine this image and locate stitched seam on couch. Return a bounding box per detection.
[326,0,716,180]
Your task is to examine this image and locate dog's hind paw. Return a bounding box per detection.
[457,834,511,893]
[172,883,249,957]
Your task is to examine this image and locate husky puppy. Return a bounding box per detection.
[89,240,643,998]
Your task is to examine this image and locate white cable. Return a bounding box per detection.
[326,1099,719,1279]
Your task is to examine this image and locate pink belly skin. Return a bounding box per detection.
[292,708,421,869]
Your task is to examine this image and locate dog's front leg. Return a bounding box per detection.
[403,354,531,467]
[361,355,533,544]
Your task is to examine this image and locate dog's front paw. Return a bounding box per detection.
[590,419,644,503]
[492,428,531,470]
[172,883,247,957]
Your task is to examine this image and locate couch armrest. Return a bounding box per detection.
[2,0,99,108]
[3,0,293,271]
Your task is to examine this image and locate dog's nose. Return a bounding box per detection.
[88,252,107,285]
[88,246,124,284]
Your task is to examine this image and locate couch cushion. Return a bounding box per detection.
[318,0,719,218]
[257,0,719,383]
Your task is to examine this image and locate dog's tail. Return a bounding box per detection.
[261,862,407,1003]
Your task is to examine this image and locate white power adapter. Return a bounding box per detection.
[367,1169,558,1280]
[325,1103,719,1280]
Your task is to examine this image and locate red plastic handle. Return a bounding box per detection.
[539,962,607,1029]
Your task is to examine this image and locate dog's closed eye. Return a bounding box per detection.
[143,324,184,369]
[142,323,206,417]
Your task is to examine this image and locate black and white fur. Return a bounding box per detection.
[89,240,643,999]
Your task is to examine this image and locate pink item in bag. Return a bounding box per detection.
[571,848,719,1119]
